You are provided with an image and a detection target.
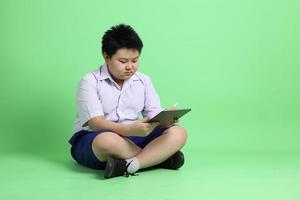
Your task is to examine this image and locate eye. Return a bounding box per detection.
[132,60,138,63]
[119,60,127,64]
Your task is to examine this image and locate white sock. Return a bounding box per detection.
[126,157,140,174]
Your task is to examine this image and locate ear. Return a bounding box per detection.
[102,53,110,63]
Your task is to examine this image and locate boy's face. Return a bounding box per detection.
[104,48,140,84]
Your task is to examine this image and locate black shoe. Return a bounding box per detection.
[157,151,185,169]
[104,157,137,179]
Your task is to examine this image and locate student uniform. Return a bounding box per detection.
[69,64,166,169]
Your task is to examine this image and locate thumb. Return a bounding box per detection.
[153,122,160,127]
[141,117,150,123]
[168,102,178,110]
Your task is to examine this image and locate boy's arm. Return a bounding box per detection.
[88,116,130,136]
[88,116,159,137]
[142,75,164,119]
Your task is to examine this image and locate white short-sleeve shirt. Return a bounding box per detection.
[72,64,163,134]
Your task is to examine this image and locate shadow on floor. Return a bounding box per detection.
[20,148,165,180]
[65,159,106,180]
[21,150,106,180]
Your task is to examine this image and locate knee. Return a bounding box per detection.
[167,126,188,144]
[92,132,121,153]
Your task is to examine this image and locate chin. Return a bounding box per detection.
[123,74,133,79]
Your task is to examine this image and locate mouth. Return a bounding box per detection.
[124,72,133,76]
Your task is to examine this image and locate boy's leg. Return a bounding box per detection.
[99,126,187,178]
[92,132,142,162]
[136,125,188,169]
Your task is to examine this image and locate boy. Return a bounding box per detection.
[69,24,188,179]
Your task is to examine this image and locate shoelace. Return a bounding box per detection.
[123,171,139,177]
[123,160,139,178]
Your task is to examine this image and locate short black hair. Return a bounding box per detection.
[101,24,143,58]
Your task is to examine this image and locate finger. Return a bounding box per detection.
[141,117,150,123]
[145,123,154,129]
[150,122,159,126]
[168,102,178,110]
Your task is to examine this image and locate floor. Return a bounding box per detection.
[1,150,300,200]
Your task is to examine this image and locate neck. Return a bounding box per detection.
[116,80,124,88]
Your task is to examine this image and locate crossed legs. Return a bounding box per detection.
[91,125,188,169]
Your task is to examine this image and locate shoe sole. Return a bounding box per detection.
[104,157,116,179]
[175,151,185,169]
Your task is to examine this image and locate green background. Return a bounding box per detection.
[0,0,299,199]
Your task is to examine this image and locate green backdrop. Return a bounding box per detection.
[1,0,299,156]
[1,0,300,199]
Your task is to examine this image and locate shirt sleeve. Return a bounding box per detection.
[76,74,104,127]
[142,75,164,119]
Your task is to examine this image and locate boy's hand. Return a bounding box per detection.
[126,117,160,137]
[168,102,178,110]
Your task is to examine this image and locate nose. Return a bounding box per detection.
[126,62,134,70]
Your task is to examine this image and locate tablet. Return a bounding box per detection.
[149,108,192,128]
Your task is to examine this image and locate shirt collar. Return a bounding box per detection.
[98,63,111,81]
[97,63,140,89]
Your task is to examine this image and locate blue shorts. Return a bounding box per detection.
[68,128,168,169]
